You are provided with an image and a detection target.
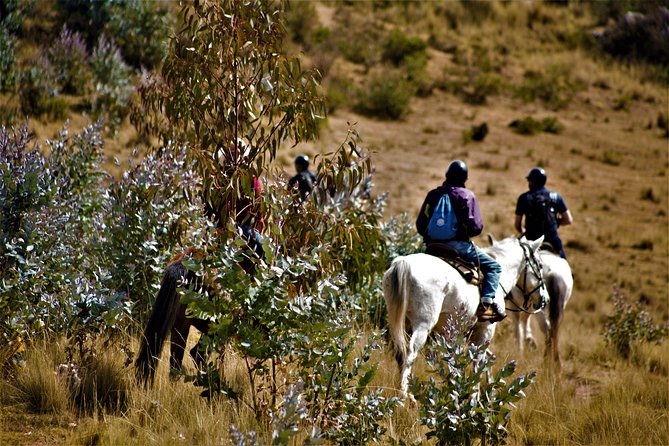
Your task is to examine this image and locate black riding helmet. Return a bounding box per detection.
[526,167,547,187]
[295,154,310,170]
[445,160,468,183]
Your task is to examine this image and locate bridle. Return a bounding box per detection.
[504,240,547,314]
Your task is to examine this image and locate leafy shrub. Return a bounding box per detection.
[514,66,583,110]
[463,72,503,105]
[90,34,133,134]
[382,29,427,66]
[463,122,489,143]
[57,0,171,70]
[48,25,90,95]
[339,38,377,67]
[0,0,32,34]
[104,0,172,69]
[0,122,202,367]
[326,75,356,113]
[56,0,111,44]
[409,314,535,445]
[509,116,565,135]
[354,71,414,120]
[603,287,668,358]
[103,145,205,324]
[601,149,622,166]
[0,124,108,346]
[631,239,653,251]
[18,52,67,119]
[284,0,317,47]
[0,26,17,92]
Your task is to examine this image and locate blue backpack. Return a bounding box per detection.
[427,193,459,241]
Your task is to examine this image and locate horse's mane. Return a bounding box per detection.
[484,235,518,259]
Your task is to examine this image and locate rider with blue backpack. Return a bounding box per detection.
[515,167,572,259]
[416,160,506,322]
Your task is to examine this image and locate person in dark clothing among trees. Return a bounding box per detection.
[204,175,265,270]
[515,167,572,259]
[416,160,506,322]
[288,154,317,199]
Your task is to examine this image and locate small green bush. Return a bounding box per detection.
[19,52,67,119]
[105,0,172,69]
[382,29,427,66]
[463,72,503,105]
[462,122,489,143]
[326,75,356,113]
[90,34,133,134]
[509,116,565,135]
[514,66,583,110]
[410,314,535,445]
[48,25,90,95]
[354,72,414,120]
[284,0,317,47]
[601,150,622,166]
[603,286,668,358]
[0,0,32,33]
[0,26,17,92]
[541,116,566,134]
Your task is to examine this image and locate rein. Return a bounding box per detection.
[504,240,546,314]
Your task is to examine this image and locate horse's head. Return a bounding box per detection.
[485,235,548,313]
[513,235,549,313]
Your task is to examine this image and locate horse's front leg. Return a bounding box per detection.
[512,312,525,355]
[522,313,538,351]
[190,318,212,372]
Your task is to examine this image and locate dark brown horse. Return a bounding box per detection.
[134,248,211,386]
[134,227,264,386]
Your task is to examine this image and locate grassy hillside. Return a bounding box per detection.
[1,1,667,444]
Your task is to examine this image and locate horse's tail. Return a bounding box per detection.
[383,257,412,370]
[135,260,187,386]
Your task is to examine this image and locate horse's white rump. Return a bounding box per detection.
[384,236,545,395]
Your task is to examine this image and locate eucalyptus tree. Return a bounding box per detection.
[133,0,325,233]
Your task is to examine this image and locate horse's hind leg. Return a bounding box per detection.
[400,323,432,394]
[170,304,190,376]
[545,275,565,367]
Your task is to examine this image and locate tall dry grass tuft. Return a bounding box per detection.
[12,339,69,414]
[68,341,265,445]
[73,352,130,416]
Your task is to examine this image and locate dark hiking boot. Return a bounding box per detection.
[477,302,507,323]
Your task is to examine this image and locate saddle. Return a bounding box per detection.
[425,243,481,286]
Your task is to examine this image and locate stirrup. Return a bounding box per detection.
[476,303,507,323]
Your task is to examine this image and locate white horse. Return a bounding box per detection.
[383,235,547,395]
[506,248,573,366]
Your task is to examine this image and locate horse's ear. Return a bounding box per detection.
[529,235,544,252]
[487,233,497,246]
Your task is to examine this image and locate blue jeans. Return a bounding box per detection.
[446,241,501,304]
